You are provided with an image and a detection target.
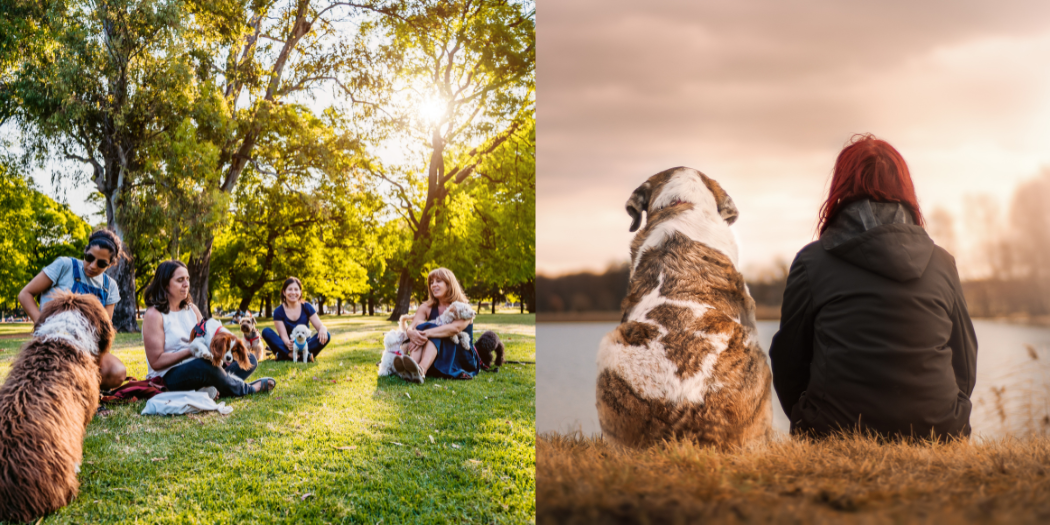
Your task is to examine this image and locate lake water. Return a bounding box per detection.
[537,320,1050,440]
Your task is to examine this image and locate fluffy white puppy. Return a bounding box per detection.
[434,301,476,350]
[290,324,312,363]
[378,315,413,377]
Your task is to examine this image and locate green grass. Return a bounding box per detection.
[0,313,536,524]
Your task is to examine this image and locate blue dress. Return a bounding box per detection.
[418,304,479,378]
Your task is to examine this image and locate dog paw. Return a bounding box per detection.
[189,341,211,360]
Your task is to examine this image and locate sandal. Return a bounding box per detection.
[250,378,276,394]
[401,357,425,384]
[393,355,408,376]
[453,372,473,381]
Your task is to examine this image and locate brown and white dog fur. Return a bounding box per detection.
[184,319,252,370]
[596,167,773,449]
[238,313,265,360]
[0,291,114,523]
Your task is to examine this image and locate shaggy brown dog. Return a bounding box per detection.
[475,330,505,371]
[238,313,264,360]
[0,291,114,523]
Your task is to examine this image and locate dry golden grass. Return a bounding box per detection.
[538,432,1050,524]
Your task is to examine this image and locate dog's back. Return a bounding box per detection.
[0,339,100,522]
[596,168,772,449]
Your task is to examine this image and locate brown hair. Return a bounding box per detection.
[280,277,305,307]
[143,260,192,314]
[422,267,470,309]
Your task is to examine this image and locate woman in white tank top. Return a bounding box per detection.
[141,261,275,396]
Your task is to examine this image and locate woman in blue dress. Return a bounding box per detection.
[261,277,330,361]
[399,267,479,383]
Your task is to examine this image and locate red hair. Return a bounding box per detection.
[818,134,924,234]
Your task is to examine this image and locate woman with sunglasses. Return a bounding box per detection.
[17,228,128,390]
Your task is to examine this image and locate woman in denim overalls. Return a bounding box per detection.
[18,229,128,390]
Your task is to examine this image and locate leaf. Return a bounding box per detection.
[151,457,166,462]
[451,443,461,449]
[391,442,404,446]
[332,445,357,451]
[428,435,435,444]
[301,493,314,501]
[405,392,411,399]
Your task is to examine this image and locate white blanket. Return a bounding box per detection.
[141,391,234,416]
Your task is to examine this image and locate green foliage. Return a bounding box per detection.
[0,157,91,310]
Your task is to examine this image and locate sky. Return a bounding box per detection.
[536,0,1050,278]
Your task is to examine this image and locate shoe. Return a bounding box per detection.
[250,378,276,394]
[453,372,474,380]
[401,357,425,384]
[393,355,407,376]
[197,386,219,400]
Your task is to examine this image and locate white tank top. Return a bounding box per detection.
[146,307,199,379]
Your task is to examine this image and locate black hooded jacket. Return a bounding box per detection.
[769,199,978,438]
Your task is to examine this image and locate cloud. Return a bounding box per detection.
[537,0,1050,275]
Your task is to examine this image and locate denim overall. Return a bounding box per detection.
[70,257,110,305]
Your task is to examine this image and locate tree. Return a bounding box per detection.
[180,0,404,319]
[210,105,379,313]
[8,0,212,331]
[350,0,535,319]
[0,157,91,311]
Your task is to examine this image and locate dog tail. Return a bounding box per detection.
[398,314,414,333]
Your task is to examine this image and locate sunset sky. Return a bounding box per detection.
[537,0,1050,278]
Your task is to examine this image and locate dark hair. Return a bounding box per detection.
[85,228,125,264]
[143,260,192,314]
[280,277,304,307]
[818,134,925,234]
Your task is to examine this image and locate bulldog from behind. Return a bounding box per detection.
[596,167,772,449]
[0,291,114,523]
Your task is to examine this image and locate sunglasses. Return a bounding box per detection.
[84,252,110,269]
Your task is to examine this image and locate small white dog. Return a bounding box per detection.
[434,301,476,350]
[289,324,312,363]
[378,315,413,377]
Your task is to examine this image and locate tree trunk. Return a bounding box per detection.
[491,292,497,314]
[187,238,213,319]
[368,296,375,316]
[337,298,342,316]
[107,256,139,332]
[389,268,416,320]
[264,296,272,318]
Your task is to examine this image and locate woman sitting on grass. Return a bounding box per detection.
[141,260,275,396]
[769,134,977,440]
[261,277,330,361]
[17,228,127,390]
[397,267,479,384]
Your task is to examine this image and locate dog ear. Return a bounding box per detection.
[701,176,738,225]
[625,181,652,232]
[232,338,251,370]
[210,333,231,367]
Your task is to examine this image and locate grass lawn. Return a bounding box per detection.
[0,312,536,524]
[538,432,1050,524]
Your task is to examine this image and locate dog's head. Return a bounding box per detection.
[35,289,114,361]
[291,325,311,344]
[238,313,257,336]
[450,302,476,322]
[209,331,251,369]
[625,167,738,232]
[474,330,505,369]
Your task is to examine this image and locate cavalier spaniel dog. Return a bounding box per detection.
[185,318,252,370]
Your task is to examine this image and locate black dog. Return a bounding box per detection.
[475,330,505,372]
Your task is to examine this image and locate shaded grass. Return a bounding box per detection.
[537,432,1050,524]
[0,313,535,524]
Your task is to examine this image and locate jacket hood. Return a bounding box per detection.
[820,199,934,282]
